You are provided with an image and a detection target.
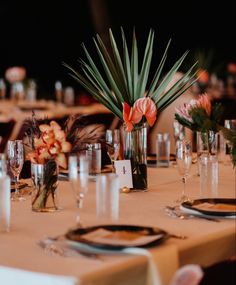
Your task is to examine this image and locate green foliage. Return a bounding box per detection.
[64,27,198,121]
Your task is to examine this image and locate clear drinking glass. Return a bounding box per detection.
[105,129,120,172]
[175,139,192,203]
[7,140,25,201]
[96,173,120,223]
[224,119,236,190]
[68,154,89,225]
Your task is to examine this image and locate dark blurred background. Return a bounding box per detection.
[0,0,235,97]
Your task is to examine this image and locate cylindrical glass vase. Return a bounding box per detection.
[123,124,147,191]
[31,160,59,212]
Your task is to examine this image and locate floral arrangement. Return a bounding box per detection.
[24,112,106,210]
[64,28,197,132]
[26,120,72,169]
[175,93,223,133]
[175,93,236,167]
[24,112,105,168]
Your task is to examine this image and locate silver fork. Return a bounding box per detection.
[38,235,103,260]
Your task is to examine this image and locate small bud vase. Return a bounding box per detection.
[31,160,59,212]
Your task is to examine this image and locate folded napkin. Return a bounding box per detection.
[123,247,161,285]
[0,266,78,285]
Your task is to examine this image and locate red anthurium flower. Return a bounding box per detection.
[134,97,157,127]
[123,98,157,131]
[123,102,142,132]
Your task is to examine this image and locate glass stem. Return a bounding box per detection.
[182,176,186,198]
[15,174,20,196]
[111,160,115,173]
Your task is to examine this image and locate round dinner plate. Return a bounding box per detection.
[65,224,168,250]
[181,198,236,217]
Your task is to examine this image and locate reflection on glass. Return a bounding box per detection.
[7,140,25,201]
[105,129,120,172]
[176,139,192,203]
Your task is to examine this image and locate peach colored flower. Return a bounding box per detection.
[123,97,157,132]
[27,120,72,168]
[5,66,26,84]
[196,93,211,116]
[197,69,209,84]
[133,97,157,127]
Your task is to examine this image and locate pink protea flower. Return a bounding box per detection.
[123,97,157,132]
[175,102,194,123]
[196,93,211,116]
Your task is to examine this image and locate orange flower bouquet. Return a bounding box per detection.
[26,120,72,169]
[25,116,72,212]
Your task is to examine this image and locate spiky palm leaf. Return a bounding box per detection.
[64,27,198,122]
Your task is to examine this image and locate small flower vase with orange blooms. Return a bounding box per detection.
[27,120,72,212]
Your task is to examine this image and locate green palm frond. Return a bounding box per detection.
[64,27,198,121]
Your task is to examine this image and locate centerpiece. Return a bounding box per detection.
[64,27,198,190]
[25,113,105,211]
[175,93,222,155]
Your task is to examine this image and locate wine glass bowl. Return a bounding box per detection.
[105,129,120,172]
[7,140,25,201]
[175,139,192,203]
[173,120,185,143]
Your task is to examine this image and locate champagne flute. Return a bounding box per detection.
[105,129,120,172]
[68,153,89,226]
[7,140,25,201]
[175,139,192,203]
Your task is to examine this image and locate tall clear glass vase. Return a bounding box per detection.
[123,124,147,191]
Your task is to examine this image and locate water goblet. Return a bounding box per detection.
[68,153,89,225]
[105,129,120,172]
[175,139,192,203]
[7,140,25,201]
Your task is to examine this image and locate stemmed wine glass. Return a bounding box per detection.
[7,140,25,201]
[105,129,120,172]
[175,139,192,203]
[68,153,89,226]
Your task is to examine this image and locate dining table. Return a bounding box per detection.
[0,161,235,285]
[0,99,111,143]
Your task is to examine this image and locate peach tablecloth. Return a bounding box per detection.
[0,163,235,285]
